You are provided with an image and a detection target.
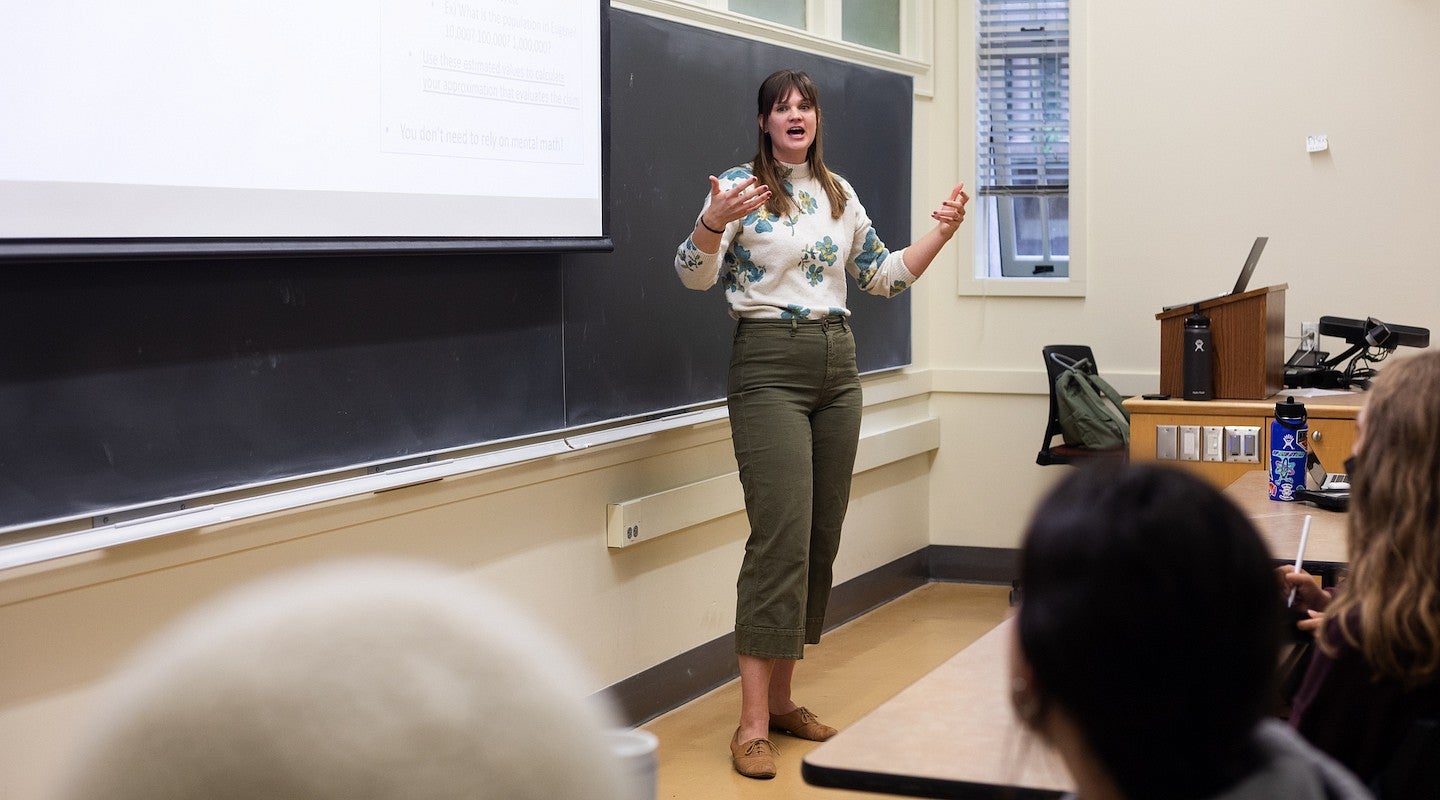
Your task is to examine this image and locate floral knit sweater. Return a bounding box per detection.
[674,161,919,320]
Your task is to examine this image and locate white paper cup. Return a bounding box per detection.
[608,728,659,800]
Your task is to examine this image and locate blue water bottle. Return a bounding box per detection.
[1269,396,1308,501]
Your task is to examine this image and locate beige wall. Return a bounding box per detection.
[0,382,935,799]
[922,0,1440,548]
[4,2,1440,797]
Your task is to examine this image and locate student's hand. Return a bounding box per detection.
[702,175,772,231]
[930,182,970,237]
[1296,609,1326,634]
[1277,566,1329,620]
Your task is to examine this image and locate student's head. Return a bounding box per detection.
[1012,463,1283,800]
[1329,350,1440,683]
[55,560,633,800]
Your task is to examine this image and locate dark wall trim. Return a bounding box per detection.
[603,545,1020,726]
[928,544,1021,584]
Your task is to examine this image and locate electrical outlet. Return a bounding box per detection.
[1300,321,1319,352]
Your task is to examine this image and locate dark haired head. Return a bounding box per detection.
[755,69,824,162]
[749,69,848,221]
[1016,463,1283,800]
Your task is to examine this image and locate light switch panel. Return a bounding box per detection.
[1202,426,1224,462]
[1179,425,1200,461]
[1155,425,1178,460]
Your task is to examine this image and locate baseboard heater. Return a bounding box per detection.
[606,417,941,548]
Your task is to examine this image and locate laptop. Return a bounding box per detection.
[1298,449,1350,511]
[1306,449,1350,489]
[1162,236,1269,311]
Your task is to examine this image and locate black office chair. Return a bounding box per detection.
[1036,344,1130,466]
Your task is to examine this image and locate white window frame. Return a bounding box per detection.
[613,0,934,94]
[960,0,1085,298]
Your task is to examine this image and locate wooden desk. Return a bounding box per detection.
[802,473,1348,799]
[1225,470,1348,566]
[1125,392,1364,488]
[802,618,1071,799]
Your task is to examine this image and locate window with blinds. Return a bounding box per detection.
[976,0,1070,278]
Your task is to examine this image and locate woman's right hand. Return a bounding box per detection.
[702,175,772,231]
[1277,567,1329,624]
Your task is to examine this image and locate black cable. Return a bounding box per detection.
[1342,346,1392,390]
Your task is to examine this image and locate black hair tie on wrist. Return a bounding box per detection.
[699,216,724,235]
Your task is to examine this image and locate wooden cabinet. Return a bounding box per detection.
[1308,416,1357,477]
[1124,393,1365,488]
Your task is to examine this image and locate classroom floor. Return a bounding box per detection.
[640,581,1014,799]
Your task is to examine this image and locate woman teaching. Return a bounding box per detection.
[674,68,968,779]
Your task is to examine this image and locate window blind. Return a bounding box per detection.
[976,0,1069,197]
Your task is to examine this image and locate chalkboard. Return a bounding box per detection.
[562,10,913,426]
[0,257,567,529]
[0,9,913,532]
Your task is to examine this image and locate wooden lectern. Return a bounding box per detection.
[1156,284,1286,400]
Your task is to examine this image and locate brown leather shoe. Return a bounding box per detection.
[768,706,838,741]
[730,729,778,779]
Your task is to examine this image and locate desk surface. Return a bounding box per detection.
[802,472,1349,799]
[802,616,1069,798]
[1122,391,1366,419]
[1225,470,1349,564]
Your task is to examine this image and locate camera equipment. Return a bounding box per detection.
[1287,316,1432,390]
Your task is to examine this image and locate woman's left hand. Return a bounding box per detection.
[930,183,970,236]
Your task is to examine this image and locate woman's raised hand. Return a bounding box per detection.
[703,175,772,231]
[930,182,970,236]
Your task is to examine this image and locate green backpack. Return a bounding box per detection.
[1052,353,1130,449]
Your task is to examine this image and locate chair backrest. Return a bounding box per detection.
[1038,345,1120,466]
[1043,345,1099,387]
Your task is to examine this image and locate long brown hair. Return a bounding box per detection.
[752,69,848,220]
[1323,350,1440,686]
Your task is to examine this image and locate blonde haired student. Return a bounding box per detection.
[1281,350,1440,792]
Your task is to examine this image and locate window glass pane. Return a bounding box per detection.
[1013,196,1044,258]
[729,0,806,29]
[842,0,901,53]
[1047,195,1069,257]
[982,196,1004,277]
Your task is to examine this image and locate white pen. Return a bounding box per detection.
[1287,515,1313,608]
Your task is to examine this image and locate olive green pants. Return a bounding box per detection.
[728,316,862,659]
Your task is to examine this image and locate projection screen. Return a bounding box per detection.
[0,0,607,256]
